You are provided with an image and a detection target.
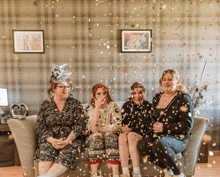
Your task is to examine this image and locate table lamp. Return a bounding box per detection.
[0,88,8,116]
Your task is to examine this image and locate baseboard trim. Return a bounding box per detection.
[212,150,220,156]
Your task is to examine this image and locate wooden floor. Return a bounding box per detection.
[0,154,219,177]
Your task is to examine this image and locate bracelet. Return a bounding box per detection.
[108,125,114,131]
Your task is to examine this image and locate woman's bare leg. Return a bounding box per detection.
[38,161,53,176]
[112,164,120,175]
[90,163,99,176]
[46,163,67,176]
[119,133,129,167]
[127,132,142,167]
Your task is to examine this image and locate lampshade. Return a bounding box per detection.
[0,88,8,106]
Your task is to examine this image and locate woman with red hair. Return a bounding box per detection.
[86,83,122,177]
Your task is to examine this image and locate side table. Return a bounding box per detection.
[0,124,21,166]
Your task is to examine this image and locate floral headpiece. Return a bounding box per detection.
[51,64,72,83]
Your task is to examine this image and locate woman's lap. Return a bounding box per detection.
[37,141,81,170]
[87,132,119,162]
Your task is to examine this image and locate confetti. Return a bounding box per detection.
[202,134,212,143]
[209,151,214,156]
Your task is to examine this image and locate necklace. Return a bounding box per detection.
[164,91,177,97]
[158,91,176,108]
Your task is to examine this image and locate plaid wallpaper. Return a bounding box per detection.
[0,0,219,150]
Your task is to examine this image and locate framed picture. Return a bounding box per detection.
[121,29,152,53]
[13,30,45,53]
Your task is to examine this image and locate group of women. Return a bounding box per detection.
[34,64,194,177]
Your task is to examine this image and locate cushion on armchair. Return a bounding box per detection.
[8,115,37,177]
[182,117,209,175]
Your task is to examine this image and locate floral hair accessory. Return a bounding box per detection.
[51,63,72,83]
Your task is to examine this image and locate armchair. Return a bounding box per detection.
[8,115,208,177]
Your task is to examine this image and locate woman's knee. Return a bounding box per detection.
[137,138,146,154]
[118,133,127,145]
[137,137,155,156]
[104,132,118,150]
[38,142,56,161]
[152,138,167,154]
[127,132,137,142]
[87,133,104,147]
[119,133,127,141]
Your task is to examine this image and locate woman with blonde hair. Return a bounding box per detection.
[137,69,194,177]
[119,82,152,177]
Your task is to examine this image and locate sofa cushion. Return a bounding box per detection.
[8,115,37,177]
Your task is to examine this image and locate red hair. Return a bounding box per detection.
[90,83,113,106]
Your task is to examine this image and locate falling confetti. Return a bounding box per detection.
[202,134,212,143]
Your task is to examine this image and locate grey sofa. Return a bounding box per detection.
[8,113,208,177]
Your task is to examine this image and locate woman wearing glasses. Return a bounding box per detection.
[34,64,86,177]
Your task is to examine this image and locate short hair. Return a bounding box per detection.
[47,78,72,96]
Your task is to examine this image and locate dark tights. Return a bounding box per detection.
[137,135,188,175]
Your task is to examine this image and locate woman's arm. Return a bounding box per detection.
[88,96,105,133]
[64,131,76,144]
[121,102,131,126]
[47,131,76,150]
[111,102,122,133]
[89,107,101,133]
[36,101,54,144]
[51,101,85,149]
[71,102,87,139]
[120,102,131,134]
[163,94,194,136]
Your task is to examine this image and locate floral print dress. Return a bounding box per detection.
[34,95,86,170]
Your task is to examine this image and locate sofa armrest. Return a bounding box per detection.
[8,115,37,177]
[182,117,209,176]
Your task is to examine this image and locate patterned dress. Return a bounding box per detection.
[86,101,122,164]
[34,95,86,170]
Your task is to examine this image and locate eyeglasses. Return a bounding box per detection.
[56,86,72,89]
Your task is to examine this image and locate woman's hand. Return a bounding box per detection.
[103,124,120,133]
[121,125,131,134]
[47,137,68,149]
[95,96,106,109]
[53,139,69,149]
[178,84,187,93]
[153,122,163,133]
[104,124,113,132]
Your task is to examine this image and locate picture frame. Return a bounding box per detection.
[13,30,45,53]
[121,29,152,53]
